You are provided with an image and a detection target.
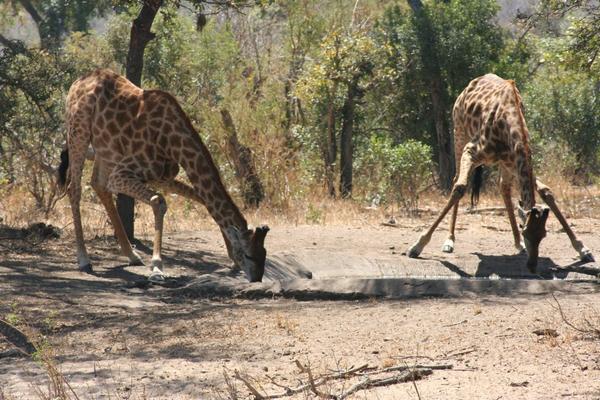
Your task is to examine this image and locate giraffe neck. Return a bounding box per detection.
[516,147,536,210]
[509,80,536,210]
[174,128,248,233]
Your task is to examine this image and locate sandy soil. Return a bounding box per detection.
[1,210,600,399]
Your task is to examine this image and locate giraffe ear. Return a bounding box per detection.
[254,225,269,247]
[517,203,527,223]
[541,207,550,223]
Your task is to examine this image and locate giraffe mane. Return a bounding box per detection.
[158,90,249,231]
[507,79,536,206]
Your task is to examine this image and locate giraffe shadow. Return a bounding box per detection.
[472,252,561,279]
[91,263,148,282]
[437,253,595,280]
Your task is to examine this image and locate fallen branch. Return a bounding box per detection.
[234,360,450,399]
[338,369,433,400]
[361,364,452,376]
[265,363,370,398]
[0,319,37,355]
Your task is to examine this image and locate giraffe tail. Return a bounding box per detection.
[470,165,484,208]
[56,148,70,195]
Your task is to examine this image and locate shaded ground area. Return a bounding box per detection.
[1,211,600,399]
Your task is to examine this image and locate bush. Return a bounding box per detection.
[357,136,433,215]
[524,57,600,183]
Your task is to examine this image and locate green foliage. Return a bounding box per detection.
[370,0,504,147]
[0,45,75,212]
[525,63,600,182]
[305,203,323,224]
[63,31,119,76]
[536,0,600,74]
[357,136,433,214]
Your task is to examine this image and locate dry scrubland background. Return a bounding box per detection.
[1,0,600,399]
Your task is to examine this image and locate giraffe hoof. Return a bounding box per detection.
[79,264,93,274]
[407,246,421,258]
[580,251,595,263]
[442,239,454,253]
[148,271,165,283]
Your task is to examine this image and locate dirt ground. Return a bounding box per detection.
[1,209,600,399]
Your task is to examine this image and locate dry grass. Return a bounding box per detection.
[1,177,599,242]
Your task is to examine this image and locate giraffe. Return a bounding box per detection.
[407,73,594,271]
[57,69,269,282]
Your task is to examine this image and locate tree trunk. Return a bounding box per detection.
[325,94,337,198]
[407,0,454,190]
[430,79,454,190]
[118,0,162,241]
[220,109,265,208]
[339,82,357,199]
[18,0,53,49]
[126,0,162,87]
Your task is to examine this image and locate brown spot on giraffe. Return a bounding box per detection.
[407,73,594,271]
[58,69,269,282]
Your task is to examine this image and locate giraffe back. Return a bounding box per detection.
[452,73,532,170]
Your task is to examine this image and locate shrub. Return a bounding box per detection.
[357,136,433,215]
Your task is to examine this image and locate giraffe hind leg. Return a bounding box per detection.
[91,162,144,266]
[65,122,93,272]
[500,171,525,254]
[107,166,168,282]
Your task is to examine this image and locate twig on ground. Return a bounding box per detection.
[361,364,452,376]
[465,206,506,214]
[223,369,240,400]
[0,348,28,358]
[551,293,600,338]
[443,346,477,359]
[265,363,370,398]
[443,319,468,327]
[234,370,265,399]
[305,362,332,399]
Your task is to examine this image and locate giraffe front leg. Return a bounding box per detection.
[442,204,459,253]
[148,194,168,282]
[536,179,594,263]
[408,144,477,258]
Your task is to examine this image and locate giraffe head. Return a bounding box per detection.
[518,203,550,272]
[226,225,269,282]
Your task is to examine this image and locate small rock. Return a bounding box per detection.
[510,381,529,387]
[532,328,559,337]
